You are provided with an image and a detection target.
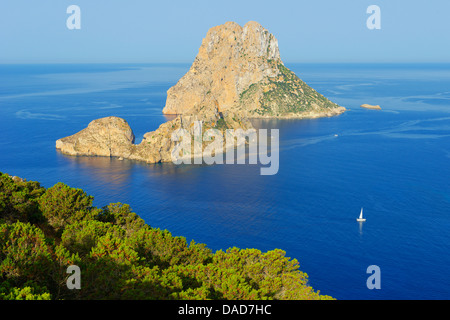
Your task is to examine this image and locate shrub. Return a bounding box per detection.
[38,182,95,232]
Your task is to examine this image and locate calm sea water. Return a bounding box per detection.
[1,63,449,300]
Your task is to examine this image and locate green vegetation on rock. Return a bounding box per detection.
[240,62,341,117]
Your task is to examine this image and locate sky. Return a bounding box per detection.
[1,0,450,63]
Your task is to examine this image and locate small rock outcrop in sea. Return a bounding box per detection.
[56,21,345,163]
[360,104,381,110]
[163,21,345,118]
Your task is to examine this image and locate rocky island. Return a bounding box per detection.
[360,104,381,110]
[163,21,345,119]
[56,21,345,163]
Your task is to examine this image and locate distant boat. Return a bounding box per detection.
[357,208,366,222]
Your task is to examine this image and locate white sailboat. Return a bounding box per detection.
[356,208,366,222]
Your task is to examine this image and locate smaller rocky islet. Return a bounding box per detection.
[360,104,382,110]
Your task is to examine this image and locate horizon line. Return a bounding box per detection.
[1,61,450,65]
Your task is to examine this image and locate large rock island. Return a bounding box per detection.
[56,21,345,163]
[164,21,345,118]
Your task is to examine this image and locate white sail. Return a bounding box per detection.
[357,208,366,222]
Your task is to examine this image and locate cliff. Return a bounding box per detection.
[163,21,345,118]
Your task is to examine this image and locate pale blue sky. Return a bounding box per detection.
[1,0,449,63]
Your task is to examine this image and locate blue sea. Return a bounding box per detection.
[1,63,449,300]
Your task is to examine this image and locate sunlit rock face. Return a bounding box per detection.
[163,21,345,119]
